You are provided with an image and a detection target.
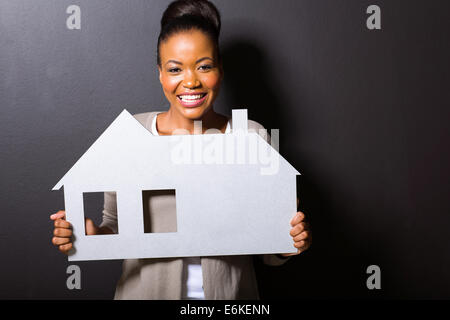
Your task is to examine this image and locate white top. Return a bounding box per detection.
[182,257,204,299]
[151,111,231,135]
[150,112,230,300]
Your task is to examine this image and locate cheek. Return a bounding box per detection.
[160,74,180,94]
[201,73,221,91]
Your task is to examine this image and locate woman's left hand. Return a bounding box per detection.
[281,209,312,257]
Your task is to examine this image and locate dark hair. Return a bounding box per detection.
[157,0,221,67]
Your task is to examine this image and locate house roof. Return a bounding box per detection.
[52,109,299,190]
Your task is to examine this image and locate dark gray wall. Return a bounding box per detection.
[1,0,449,299]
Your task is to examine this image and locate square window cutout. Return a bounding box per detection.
[142,189,177,233]
[83,191,117,235]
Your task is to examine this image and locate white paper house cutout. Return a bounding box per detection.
[53,109,300,261]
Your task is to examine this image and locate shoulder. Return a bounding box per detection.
[132,111,163,131]
[221,112,265,130]
[247,119,270,143]
[222,113,270,143]
[247,119,265,131]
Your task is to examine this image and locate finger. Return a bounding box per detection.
[289,222,306,237]
[290,211,305,226]
[54,228,72,238]
[54,219,71,229]
[50,210,66,220]
[84,218,98,236]
[50,210,65,220]
[52,237,71,246]
[59,243,73,253]
[293,230,309,242]
[294,240,306,249]
[294,239,311,251]
[283,248,303,257]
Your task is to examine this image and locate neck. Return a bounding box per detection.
[158,105,228,135]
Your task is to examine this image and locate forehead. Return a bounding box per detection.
[160,29,216,64]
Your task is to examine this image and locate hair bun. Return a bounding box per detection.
[161,0,221,36]
[157,0,222,66]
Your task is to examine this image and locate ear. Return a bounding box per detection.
[158,65,162,84]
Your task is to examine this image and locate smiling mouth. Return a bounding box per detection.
[176,93,208,107]
[177,93,207,102]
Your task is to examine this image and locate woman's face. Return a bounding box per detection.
[158,29,223,120]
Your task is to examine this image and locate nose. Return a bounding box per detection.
[182,70,200,89]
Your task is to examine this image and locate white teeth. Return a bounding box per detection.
[178,94,204,101]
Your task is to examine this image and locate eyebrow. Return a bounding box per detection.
[165,57,213,66]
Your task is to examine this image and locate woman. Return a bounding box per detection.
[50,0,311,299]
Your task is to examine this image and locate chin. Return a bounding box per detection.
[179,104,212,120]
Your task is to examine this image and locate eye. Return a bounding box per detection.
[199,64,213,71]
[168,67,181,73]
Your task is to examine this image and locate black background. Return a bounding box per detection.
[0,0,449,299]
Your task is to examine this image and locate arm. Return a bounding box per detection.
[251,123,311,264]
[250,122,292,266]
[259,254,291,267]
[98,191,119,234]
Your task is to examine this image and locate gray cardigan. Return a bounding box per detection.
[99,111,290,300]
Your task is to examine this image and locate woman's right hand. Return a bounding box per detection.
[50,210,99,255]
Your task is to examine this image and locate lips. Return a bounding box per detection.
[177,92,208,107]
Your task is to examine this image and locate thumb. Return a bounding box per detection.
[84,218,98,235]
